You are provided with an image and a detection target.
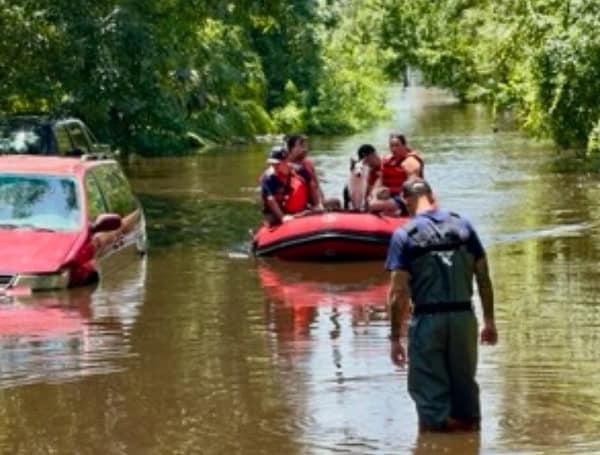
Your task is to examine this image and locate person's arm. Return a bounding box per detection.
[389,270,411,338]
[464,221,497,345]
[265,196,289,223]
[365,183,374,202]
[388,270,411,366]
[475,256,497,344]
[300,164,323,210]
[371,170,383,192]
[401,156,422,179]
[309,180,324,210]
[316,180,325,204]
[306,160,325,205]
[365,168,380,200]
[263,175,292,223]
[385,228,411,366]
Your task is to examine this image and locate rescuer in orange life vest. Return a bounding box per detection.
[368,133,424,215]
[260,146,318,226]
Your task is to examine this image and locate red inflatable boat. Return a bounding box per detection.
[252,212,409,260]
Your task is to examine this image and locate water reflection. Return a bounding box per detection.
[138,193,259,249]
[259,261,418,452]
[412,431,481,455]
[0,258,146,388]
[259,261,389,342]
[5,85,600,453]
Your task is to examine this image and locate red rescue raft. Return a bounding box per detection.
[252,212,409,260]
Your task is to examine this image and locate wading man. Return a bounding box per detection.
[385,178,497,432]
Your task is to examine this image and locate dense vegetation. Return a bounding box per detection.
[0,0,389,154]
[2,0,600,157]
[379,0,600,157]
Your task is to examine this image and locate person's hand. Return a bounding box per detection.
[376,188,391,200]
[480,319,498,345]
[390,339,406,367]
[282,215,294,223]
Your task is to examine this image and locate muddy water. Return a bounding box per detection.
[2,87,600,454]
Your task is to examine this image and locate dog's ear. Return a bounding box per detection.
[350,157,356,171]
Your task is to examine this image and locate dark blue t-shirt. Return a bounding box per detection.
[261,171,286,199]
[385,209,485,271]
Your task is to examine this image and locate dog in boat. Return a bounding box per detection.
[344,157,369,211]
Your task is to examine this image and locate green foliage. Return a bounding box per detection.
[184,18,273,143]
[0,0,393,155]
[248,1,324,110]
[272,105,306,134]
[528,4,600,149]
[306,0,391,133]
[7,0,600,158]
[379,0,600,156]
[270,81,305,132]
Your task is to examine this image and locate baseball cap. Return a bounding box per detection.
[401,178,432,197]
[266,146,288,164]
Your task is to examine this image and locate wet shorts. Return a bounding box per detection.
[392,195,408,215]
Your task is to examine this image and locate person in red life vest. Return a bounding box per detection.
[286,134,341,210]
[260,146,314,226]
[285,134,324,209]
[369,133,424,215]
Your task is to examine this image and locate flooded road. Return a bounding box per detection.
[2,86,600,453]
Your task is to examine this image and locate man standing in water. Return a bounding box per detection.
[386,178,497,432]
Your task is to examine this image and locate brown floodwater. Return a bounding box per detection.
[2,87,600,454]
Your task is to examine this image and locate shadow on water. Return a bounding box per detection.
[139,194,261,249]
